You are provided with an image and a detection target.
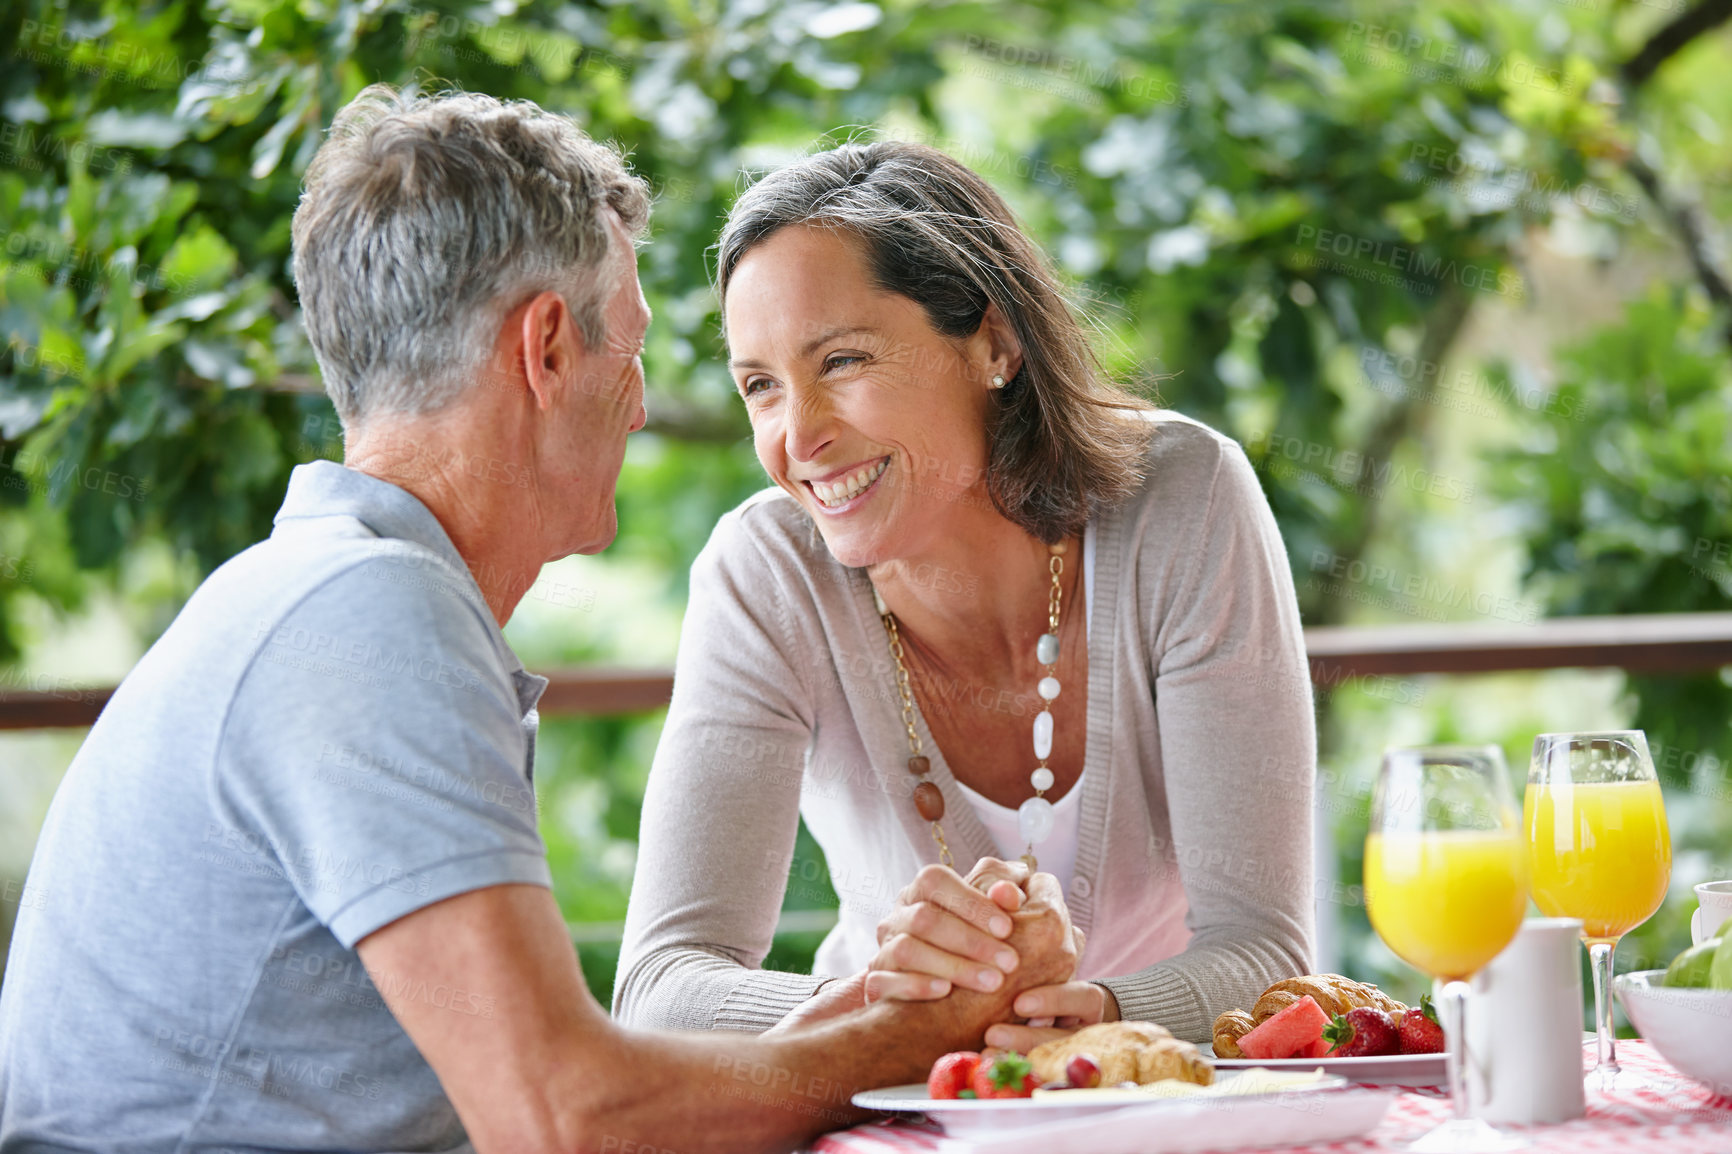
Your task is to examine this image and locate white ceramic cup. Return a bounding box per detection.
[1465,918,1587,1125]
[1692,881,1732,945]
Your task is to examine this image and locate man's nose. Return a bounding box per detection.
[630,400,647,435]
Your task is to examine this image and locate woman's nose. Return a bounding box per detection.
[783,384,837,464]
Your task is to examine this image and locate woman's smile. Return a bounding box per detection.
[802,455,890,513]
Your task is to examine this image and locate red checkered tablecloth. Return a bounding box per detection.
[810,1041,1732,1153]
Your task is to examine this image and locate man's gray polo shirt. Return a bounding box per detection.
[0,461,550,1153]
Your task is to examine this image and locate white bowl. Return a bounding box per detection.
[1614,969,1732,1094]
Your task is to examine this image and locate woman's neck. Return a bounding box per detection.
[866,511,1082,674]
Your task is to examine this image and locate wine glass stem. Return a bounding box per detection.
[1438,978,1473,1122]
[1589,940,1618,1076]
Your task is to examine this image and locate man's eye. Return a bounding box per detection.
[742,377,773,397]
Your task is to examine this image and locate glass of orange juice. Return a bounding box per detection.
[1366,745,1529,1153]
[1526,731,1670,1088]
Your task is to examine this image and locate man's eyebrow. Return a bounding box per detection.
[727,325,874,372]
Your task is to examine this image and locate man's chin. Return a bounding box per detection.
[566,509,618,557]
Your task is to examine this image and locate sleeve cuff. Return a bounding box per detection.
[711,968,828,1033]
[326,848,554,948]
[1098,967,1212,1044]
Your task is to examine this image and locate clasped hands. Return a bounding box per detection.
[867,858,1119,1052]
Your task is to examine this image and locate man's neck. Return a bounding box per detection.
[343,414,547,628]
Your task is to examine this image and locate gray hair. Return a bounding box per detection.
[292,84,651,428]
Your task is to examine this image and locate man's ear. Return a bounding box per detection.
[519,291,580,412]
[974,302,1024,387]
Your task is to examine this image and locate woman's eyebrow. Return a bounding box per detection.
[728,325,875,372]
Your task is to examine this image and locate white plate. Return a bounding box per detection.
[1210,1051,1446,1086]
[851,1074,1395,1151]
[854,1070,1343,1131]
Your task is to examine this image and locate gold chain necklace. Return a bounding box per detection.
[876,542,1068,871]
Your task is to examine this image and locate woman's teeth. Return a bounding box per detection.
[811,458,888,509]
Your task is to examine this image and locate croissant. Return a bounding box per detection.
[1211,1009,1256,1060]
[1251,974,1407,1024]
[1029,1021,1214,1088]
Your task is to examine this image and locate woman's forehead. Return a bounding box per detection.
[724,228,929,352]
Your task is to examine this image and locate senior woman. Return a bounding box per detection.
[614,140,1315,1048]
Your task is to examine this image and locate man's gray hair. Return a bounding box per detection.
[291,85,651,428]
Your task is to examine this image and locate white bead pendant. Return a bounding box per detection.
[1032,709,1054,760]
[1037,676,1060,701]
[1030,767,1055,792]
[1018,796,1056,845]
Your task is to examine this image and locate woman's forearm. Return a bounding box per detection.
[613,943,826,1032]
[1096,927,1311,1043]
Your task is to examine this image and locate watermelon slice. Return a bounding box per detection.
[1298,1036,1333,1059]
[1236,994,1332,1060]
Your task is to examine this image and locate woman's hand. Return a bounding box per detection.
[984,972,1120,1053]
[863,858,1031,1002]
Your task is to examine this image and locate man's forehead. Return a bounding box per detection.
[598,215,650,328]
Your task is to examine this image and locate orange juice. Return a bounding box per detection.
[1524,781,1670,942]
[1365,829,1528,980]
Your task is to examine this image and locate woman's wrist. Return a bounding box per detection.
[1093,981,1122,1022]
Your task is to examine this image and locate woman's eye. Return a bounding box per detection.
[742,377,773,397]
[824,353,864,372]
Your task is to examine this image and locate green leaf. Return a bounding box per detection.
[159,226,238,296]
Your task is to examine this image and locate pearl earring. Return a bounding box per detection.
[990,374,1006,389]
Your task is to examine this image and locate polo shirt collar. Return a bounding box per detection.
[273,462,551,741]
[275,460,469,576]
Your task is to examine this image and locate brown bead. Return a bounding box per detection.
[907,755,931,777]
[912,781,945,821]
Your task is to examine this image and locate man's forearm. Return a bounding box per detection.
[569,978,1031,1153]
[541,878,1081,1153]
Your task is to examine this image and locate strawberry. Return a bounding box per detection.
[1398,995,1445,1055]
[1322,1007,1400,1058]
[927,1051,981,1100]
[969,1050,1040,1099]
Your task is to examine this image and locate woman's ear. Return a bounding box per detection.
[976,302,1025,389]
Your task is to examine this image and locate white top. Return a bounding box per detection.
[954,519,1096,895]
[953,770,1089,895]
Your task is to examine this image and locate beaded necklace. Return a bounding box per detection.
[874,541,1068,871]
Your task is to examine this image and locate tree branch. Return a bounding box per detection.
[1315,284,1473,626]
[1620,0,1732,90]
[1624,155,1732,338]
[1618,0,1732,347]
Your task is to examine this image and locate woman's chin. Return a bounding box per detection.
[807,514,898,571]
[815,530,883,570]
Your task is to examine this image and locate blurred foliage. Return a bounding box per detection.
[1,0,1729,1005]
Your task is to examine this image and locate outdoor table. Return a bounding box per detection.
[809,1040,1731,1153]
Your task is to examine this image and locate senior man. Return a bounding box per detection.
[0,87,1077,1153]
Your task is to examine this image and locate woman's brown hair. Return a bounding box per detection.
[715,140,1156,544]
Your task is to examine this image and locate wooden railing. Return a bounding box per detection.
[2,612,1729,730]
